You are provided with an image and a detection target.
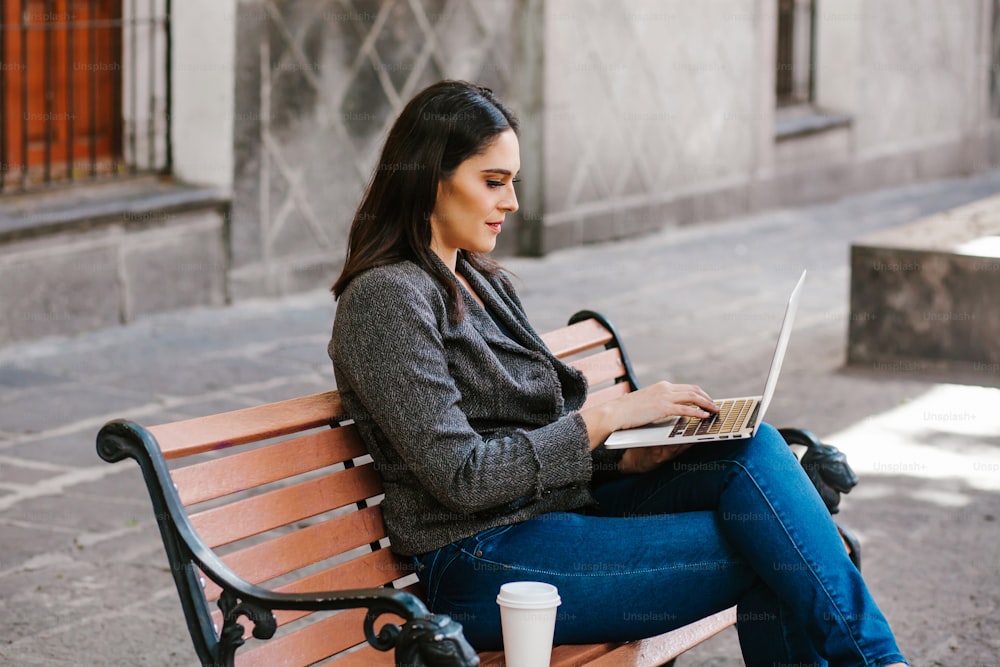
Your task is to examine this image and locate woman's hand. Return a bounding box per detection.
[619,442,695,474]
[579,381,718,451]
[612,381,718,431]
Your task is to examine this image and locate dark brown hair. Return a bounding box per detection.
[332,80,520,320]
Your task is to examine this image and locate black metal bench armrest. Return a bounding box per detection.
[569,309,641,391]
[96,419,479,667]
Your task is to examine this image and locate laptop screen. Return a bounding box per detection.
[755,270,807,429]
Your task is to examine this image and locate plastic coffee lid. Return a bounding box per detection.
[496,581,561,609]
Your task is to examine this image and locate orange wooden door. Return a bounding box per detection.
[2,0,121,181]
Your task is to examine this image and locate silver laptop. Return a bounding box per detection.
[604,270,806,449]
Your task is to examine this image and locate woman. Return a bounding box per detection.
[330,80,908,666]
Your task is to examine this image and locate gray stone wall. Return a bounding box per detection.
[851,0,981,156]
[229,0,524,299]
[228,0,1000,279]
[541,0,762,250]
[0,185,228,344]
[536,0,999,253]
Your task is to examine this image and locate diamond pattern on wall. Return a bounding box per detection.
[543,0,757,225]
[235,0,517,289]
[858,0,975,154]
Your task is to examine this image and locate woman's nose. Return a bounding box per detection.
[501,185,519,213]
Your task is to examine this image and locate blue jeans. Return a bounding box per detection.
[413,424,908,666]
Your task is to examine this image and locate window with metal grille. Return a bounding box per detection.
[776,0,815,106]
[0,0,170,193]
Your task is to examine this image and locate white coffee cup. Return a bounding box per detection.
[496,581,561,667]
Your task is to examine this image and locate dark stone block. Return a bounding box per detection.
[848,195,1000,372]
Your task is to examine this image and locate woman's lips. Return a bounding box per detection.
[486,221,502,233]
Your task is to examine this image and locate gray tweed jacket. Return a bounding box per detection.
[330,254,618,556]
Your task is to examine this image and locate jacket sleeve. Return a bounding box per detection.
[493,271,626,483]
[331,271,593,514]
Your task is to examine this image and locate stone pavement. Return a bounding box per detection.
[2,170,1000,666]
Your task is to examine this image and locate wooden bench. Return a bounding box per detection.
[96,310,854,667]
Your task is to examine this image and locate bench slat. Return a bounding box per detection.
[293,584,426,667]
[268,548,408,629]
[149,391,344,460]
[235,608,379,667]
[478,642,615,666]
[583,607,737,666]
[173,426,368,506]
[190,464,383,548]
[202,505,388,601]
[541,318,613,358]
[327,643,400,666]
[273,548,408,596]
[212,548,409,635]
[570,347,627,387]
[582,381,631,408]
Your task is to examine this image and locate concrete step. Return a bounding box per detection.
[847,194,1000,381]
[0,176,230,346]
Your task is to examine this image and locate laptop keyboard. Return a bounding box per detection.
[669,398,755,438]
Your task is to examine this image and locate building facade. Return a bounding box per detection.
[1,0,998,344]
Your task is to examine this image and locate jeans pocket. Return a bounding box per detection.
[417,545,463,608]
[465,524,515,559]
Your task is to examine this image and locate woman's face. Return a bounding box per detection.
[430,128,520,269]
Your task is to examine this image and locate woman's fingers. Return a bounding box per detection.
[651,382,718,415]
[678,385,718,410]
[671,383,716,404]
[604,381,720,435]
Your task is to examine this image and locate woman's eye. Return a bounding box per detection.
[487,178,520,189]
